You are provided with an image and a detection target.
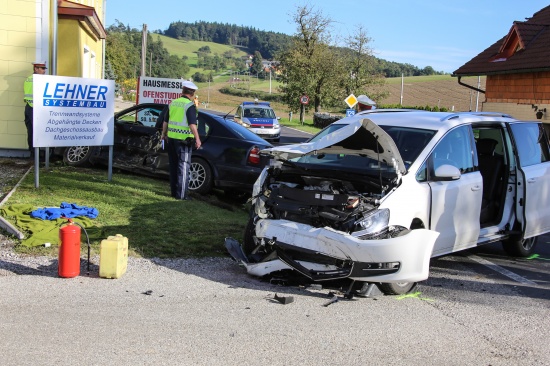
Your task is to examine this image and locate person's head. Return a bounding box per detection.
[181,80,198,98]
[357,94,376,111]
[33,61,47,75]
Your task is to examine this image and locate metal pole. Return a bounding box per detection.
[475,76,481,112]
[400,73,404,106]
[108,146,113,181]
[141,24,147,77]
[102,0,106,79]
[43,0,60,172]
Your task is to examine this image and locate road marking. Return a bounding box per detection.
[468,254,538,286]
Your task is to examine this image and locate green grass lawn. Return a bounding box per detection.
[0,164,249,259]
[155,34,248,72]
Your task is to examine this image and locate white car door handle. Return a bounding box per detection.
[471,185,481,191]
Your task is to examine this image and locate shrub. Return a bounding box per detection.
[313,112,343,128]
[219,87,284,103]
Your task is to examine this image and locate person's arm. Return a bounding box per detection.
[161,121,168,141]
[189,124,201,149]
[186,105,201,149]
[160,106,169,140]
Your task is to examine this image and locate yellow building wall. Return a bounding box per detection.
[57,0,105,79]
[0,0,106,154]
[57,20,82,77]
[0,0,41,151]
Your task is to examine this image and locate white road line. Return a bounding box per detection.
[468,254,538,286]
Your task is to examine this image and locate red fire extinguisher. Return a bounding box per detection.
[58,218,81,278]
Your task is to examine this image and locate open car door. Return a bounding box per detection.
[509,122,550,238]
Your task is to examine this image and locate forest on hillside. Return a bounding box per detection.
[105,20,446,83]
[161,21,446,78]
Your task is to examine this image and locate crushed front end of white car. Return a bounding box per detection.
[226,118,439,295]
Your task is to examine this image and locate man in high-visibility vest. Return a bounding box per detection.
[161,80,201,200]
[23,61,47,157]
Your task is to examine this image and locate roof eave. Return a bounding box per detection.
[453,67,550,77]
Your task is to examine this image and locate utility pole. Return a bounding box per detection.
[141,24,147,77]
[400,73,404,106]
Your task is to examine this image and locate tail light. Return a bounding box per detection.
[248,146,261,165]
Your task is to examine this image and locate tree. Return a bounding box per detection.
[277,5,339,113]
[339,26,388,104]
[250,51,264,76]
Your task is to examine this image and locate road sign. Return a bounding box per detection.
[345,94,358,108]
[346,109,356,117]
[300,95,309,105]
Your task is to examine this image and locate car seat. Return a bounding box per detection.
[476,138,504,224]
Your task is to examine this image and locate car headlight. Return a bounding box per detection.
[351,209,390,237]
[273,121,279,127]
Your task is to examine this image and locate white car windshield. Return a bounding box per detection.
[307,124,436,169]
[244,107,276,119]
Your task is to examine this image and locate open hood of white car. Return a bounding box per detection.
[262,118,406,174]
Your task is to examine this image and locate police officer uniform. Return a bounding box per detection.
[161,80,201,200]
[357,94,376,111]
[23,61,47,156]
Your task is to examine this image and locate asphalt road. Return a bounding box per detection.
[1,234,548,366]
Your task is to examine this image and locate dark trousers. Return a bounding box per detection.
[24,104,33,152]
[167,138,193,199]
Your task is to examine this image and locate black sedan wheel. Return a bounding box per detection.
[189,158,213,194]
[63,146,93,166]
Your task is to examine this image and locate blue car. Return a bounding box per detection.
[234,101,281,142]
[59,103,273,195]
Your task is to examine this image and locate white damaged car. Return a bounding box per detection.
[226,110,550,295]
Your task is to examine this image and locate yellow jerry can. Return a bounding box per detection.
[99,234,128,279]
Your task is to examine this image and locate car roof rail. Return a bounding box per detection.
[442,111,514,121]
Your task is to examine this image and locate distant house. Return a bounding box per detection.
[245,58,279,73]
[0,0,106,157]
[453,5,550,125]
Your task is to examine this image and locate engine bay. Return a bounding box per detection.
[254,166,398,237]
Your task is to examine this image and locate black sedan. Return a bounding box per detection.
[59,103,273,194]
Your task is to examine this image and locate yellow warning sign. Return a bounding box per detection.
[345,94,358,108]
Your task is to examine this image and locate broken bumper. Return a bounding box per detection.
[234,219,439,283]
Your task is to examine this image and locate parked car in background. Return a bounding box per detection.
[59,103,273,194]
[226,109,550,296]
[234,100,281,142]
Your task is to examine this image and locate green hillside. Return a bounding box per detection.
[153,34,249,75]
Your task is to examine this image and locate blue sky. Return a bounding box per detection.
[105,1,549,73]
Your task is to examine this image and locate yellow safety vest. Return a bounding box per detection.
[24,75,34,107]
[167,97,194,141]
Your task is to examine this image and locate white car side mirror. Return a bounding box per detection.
[434,164,461,181]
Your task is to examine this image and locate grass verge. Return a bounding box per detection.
[1,163,249,259]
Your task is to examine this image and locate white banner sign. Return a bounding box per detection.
[137,76,183,104]
[33,75,115,148]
